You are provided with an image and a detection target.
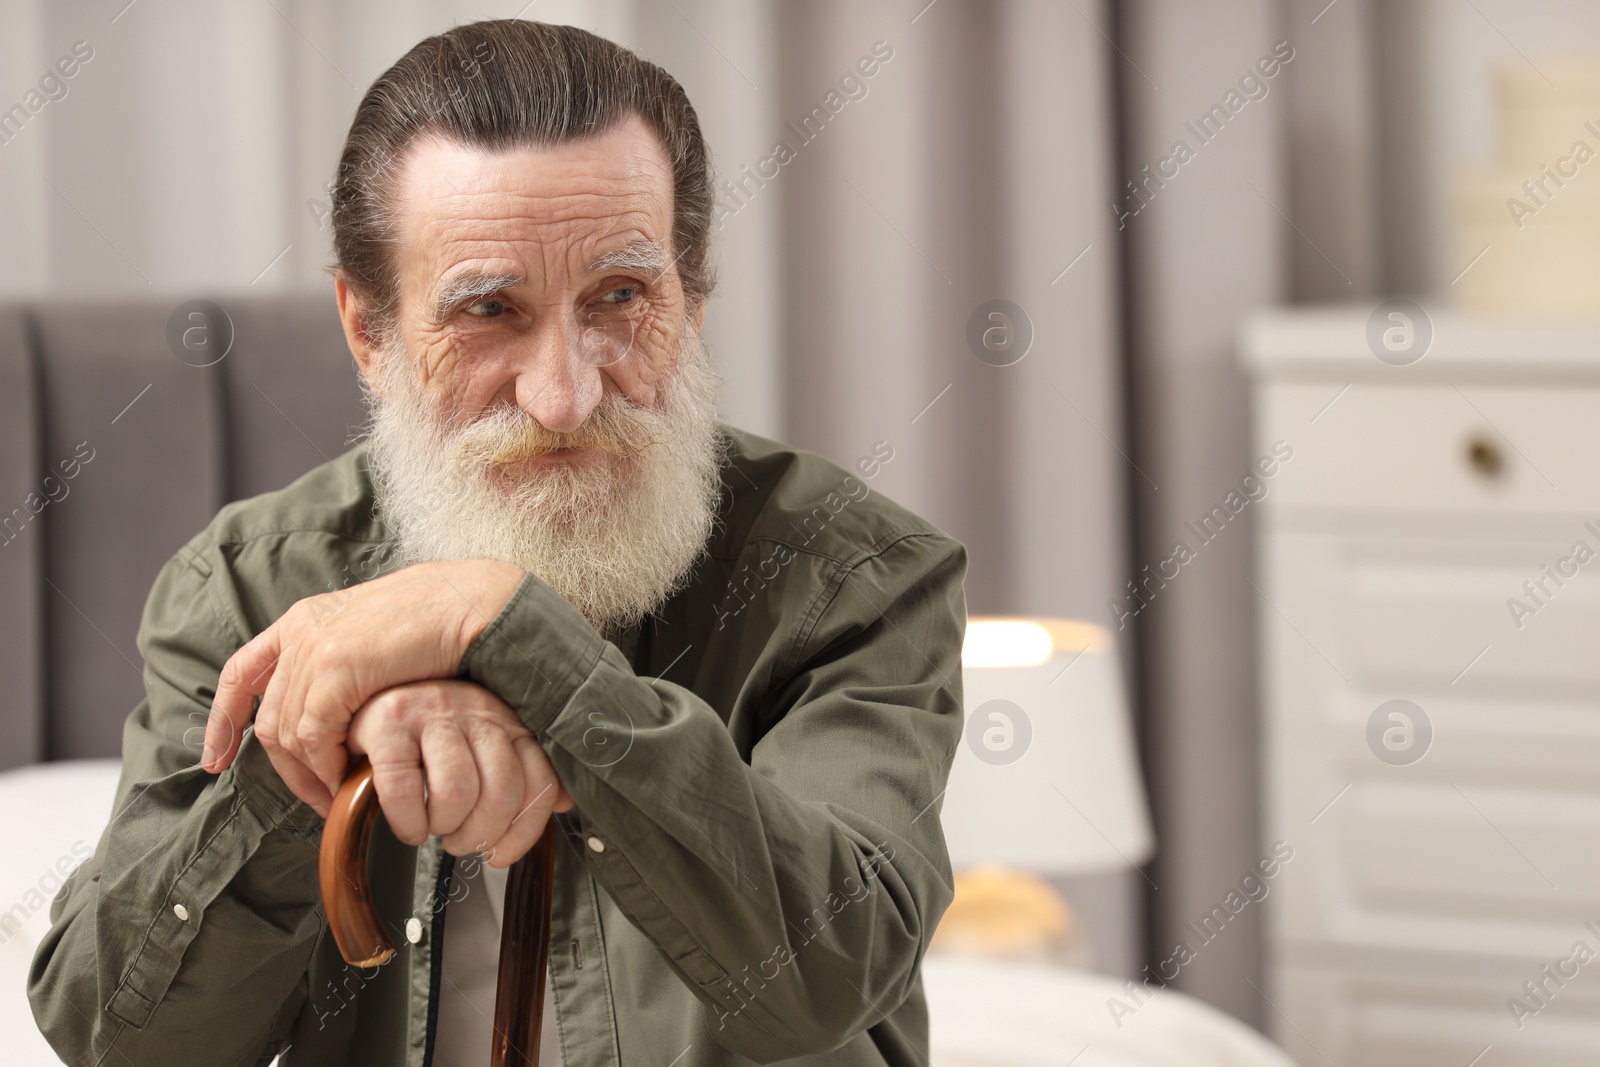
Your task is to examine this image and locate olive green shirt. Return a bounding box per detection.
[29,425,968,1067]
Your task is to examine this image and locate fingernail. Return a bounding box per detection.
[200,745,216,768]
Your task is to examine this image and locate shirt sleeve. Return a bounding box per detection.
[460,532,968,1061]
[28,547,324,1067]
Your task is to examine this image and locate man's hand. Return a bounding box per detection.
[349,680,573,865]
[200,559,525,815]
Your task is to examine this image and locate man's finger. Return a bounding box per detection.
[442,725,523,859]
[203,625,284,772]
[349,695,429,845]
[369,752,428,847]
[485,734,561,868]
[421,722,480,843]
[263,745,334,819]
[292,674,362,799]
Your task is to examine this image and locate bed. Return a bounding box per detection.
[2,761,1299,1067]
[0,760,122,1067]
[923,954,1298,1067]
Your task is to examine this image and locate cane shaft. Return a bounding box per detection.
[491,833,556,1067]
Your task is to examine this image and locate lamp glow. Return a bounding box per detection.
[962,620,1054,668]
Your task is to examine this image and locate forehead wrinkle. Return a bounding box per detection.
[401,185,660,268]
[409,182,665,230]
[418,205,665,252]
[413,210,661,275]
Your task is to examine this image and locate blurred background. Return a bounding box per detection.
[4,1,1600,1064]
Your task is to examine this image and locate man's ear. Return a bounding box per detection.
[335,274,383,388]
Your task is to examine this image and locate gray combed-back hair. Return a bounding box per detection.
[330,19,716,331]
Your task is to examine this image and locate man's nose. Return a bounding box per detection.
[513,317,604,434]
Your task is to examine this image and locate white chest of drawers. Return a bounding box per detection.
[1243,308,1600,1067]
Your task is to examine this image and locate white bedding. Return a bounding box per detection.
[924,954,1296,1067]
[2,762,1297,1067]
[0,759,122,1067]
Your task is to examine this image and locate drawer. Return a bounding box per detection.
[1257,381,1600,514]
[1338,778,1597,930]
[1268,768,1600,956]
[1335,538,1600,699]
[1261,530,1600,704]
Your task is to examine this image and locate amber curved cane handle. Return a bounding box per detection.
[320,756,558,1066]
[319,758,394,968]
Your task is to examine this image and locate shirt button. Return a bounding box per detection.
[405,917,423,944]
[173,904,189,922]
[586,836,606,854]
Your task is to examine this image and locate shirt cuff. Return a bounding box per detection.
[457,572,608,735]
[102,729,319,1028]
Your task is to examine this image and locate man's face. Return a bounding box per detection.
[343,114,725,633]
[370,111,689,456]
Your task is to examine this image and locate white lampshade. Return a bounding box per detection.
[941,617,1155,876]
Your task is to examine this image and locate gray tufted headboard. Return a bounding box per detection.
[0,293,365,768]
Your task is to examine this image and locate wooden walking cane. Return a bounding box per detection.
[319,757,557,1067]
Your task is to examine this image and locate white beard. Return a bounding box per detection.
[364,321,727,635]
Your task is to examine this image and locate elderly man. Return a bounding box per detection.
[30,19,966,1067]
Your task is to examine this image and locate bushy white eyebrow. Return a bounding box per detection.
[587,238,668,280]
[429,271,524,322]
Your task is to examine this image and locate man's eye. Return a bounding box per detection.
[466,299,506,318]
[599,286,639,305]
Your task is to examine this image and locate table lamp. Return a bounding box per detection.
[942,616,1155,876]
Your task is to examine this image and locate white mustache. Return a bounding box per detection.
[449,393,666,468]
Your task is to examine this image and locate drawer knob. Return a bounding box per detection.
[1465,434,1505,479]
